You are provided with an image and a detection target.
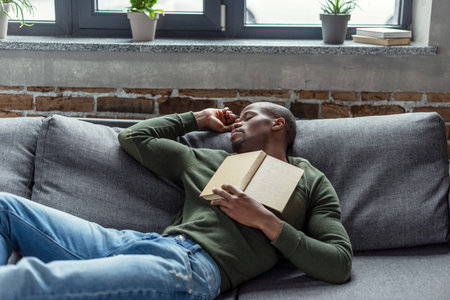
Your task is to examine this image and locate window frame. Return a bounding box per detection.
[8,0,413,39]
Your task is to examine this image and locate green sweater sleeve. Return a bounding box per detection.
[117,112,198,181]
[271,173,353,284]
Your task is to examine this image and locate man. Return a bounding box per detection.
[0,102,352,299]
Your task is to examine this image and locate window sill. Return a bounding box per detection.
[0,36,438,56]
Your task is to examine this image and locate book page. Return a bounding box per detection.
[200,150,266,200]
[245,156,304,213]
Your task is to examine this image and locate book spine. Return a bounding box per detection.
[240,151,266,191]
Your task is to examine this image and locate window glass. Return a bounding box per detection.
[10,0,55,22]
[246,0,398,25]
[97,0,203,13]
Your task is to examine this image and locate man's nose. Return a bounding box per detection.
[231,120,241,130]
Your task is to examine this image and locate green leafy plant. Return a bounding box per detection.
[320,0,359,14]
[0,0,34,27]
[127,0,163,19]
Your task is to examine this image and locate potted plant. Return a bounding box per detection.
[0,0,33,40]
[127,0,163,42]
[320,0,359,44]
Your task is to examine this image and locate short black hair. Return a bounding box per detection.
[248,102,297,148]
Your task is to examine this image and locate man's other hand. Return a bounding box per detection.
[211,184,283,242]
[194,108,237,132]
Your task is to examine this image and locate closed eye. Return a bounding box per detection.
[241,112,256,121]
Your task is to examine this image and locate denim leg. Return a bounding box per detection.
[0,235,221,299]
[0,232,9,265]
[0,192,146,264]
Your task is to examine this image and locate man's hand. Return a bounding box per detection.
[194,108,237,132]
[211,184,283,242]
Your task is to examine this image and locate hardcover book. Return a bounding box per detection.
[356,28,412,38]
[200,150,304,213]
[352,35,411,46]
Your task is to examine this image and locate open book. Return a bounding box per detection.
[200,150,304,213]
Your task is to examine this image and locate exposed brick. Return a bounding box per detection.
[269,101,287,107]
[362,92,391,101]
[0,110,22,118]
[26,114,47,117]
[298,90,329,100]
[36,96,94,112]
[413,107,450,122]
[27,86,55,92]
[123,88,172,96]
[85,115,115,119]
[394,92,423,101]
[97,97,153,114]
[290,102,319,119]
[427,93,450,103]
[239,89,290,98]
[0,86,23,91]
[351,105,405,117]
[0,94,33,110]
[321,103,350,118]
[116,115,146,120]
[158,97,217,114]
[332,92,358,101]
[59,87,117,93]
[223,100,252,115]
[178,89,237,98]
[446,125,450,140]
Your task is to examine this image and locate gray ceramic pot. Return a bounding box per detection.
[320,14,351,44]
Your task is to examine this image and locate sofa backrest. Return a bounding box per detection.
[290,113,449,251]
[31,115,184,233]
[1,112,448,252]
[0,117,42,199]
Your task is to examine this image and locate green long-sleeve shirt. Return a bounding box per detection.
[118,112,352,292]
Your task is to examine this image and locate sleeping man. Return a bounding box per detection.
[0,102,352,299]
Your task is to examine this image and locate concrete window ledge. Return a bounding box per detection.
[0,36,438,56]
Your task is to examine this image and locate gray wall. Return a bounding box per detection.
[0,0,448,93]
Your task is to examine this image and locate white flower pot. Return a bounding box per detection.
[127,12,159,42]
[0,3,10,40]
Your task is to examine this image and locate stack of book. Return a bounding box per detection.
[352,28,412,46]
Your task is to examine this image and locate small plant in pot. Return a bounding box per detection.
[127,0,164,42]
[0,0,33,39]
[320,0,359,44]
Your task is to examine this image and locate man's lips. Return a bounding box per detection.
[230,129,243,139]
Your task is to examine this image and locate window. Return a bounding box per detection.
[11,0,55,22]
[8,0,70,36]
[9,0,412,39]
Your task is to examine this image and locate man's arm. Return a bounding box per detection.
[211,175,352,284]
[272,175,353,283]
[118,108,236,180]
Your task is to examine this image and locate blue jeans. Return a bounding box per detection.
[0,192,221,300]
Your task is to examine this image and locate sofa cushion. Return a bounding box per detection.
[180,113,450,251]
[32,115,184,232]
[290,113,449,251]
[235,244,450,299]
[0,117,42,199]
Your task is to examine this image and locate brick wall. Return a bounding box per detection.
[1,85,449,160]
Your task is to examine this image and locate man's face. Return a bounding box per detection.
[230,105,274,153]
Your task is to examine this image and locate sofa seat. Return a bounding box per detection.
[220,243,450,299]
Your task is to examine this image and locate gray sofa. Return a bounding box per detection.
[1,112,449,299]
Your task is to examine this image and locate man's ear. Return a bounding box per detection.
[272,118,286,131]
